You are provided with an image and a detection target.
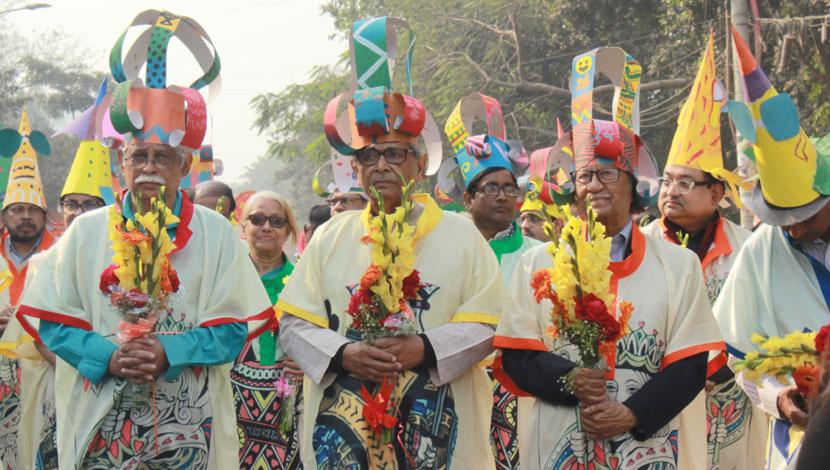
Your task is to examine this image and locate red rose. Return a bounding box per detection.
[575,293,620,340]
[815,324,830,354]
[99,264,120,294]
[402,270,424,299]
[347,289,373,320]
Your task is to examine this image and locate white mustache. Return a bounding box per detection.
[134,175,166,185]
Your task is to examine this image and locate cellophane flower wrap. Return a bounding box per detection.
[346,177,422,446]
[99,187,182,409]
[532,199,634,391]
[734,325,830,399]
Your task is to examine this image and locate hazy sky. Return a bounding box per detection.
[5,0,345,184]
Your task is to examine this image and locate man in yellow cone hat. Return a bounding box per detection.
[714,25,830,470]
[641,31,764,470]
[0,106,54,470]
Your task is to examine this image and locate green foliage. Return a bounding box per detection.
[250,0,830,217]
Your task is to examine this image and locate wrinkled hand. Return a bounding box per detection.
[342,342,399,383]
[581,401,638,440]
[284,357,304,379]
[778,385,809,428]
[0,306,13,332]
[572,367,608,405]
[373,335,425,371]
[107,336,169,384]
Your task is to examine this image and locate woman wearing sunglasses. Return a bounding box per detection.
[232,190,303,470]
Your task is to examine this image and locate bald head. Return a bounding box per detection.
[192,180,236,219]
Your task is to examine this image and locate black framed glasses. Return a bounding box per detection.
[355,147,412,167]
[125,153,179,170]
[247,214,288,228]
[60,199,106,214]
[573,168,621,185]
[475,183,519,198]
[657,177,712,194]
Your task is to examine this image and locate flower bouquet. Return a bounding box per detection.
[99,187,181,406]
[274,372,298,433]
[531,197,634,467]
[346,176,421,445]
[734,325,830,404]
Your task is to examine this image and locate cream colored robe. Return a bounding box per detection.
[277,194,506,470]
[17,202,273,470]
[494,225,724,470]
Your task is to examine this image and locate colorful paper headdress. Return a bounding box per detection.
[180,146,218,190]
[0,107,51,210]
[667,32,749,207]
[536,47,660,208]
[313,150,363,198]
[323,17,442,175]
[55,78,125,149]
[440,93,528,191]
[103,10,220,150]
[727,25,830,225]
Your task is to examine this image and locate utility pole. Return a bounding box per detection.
[731,0,756,230]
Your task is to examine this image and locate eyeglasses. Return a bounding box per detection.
[247,214,288,228]
[572,168,621,185]
[657,177,712,194]
[327,195,365,207]
[125,153,180,170]
[355,148,412,167]
[60,199,105,214]
[475,183,520,198]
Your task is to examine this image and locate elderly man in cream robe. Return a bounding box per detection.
[278,17,505,470]
[15,10,274,469]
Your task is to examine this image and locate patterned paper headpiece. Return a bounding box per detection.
[667,31,750,207]
[323,17,442,175]
[542,47,660,208]
[440,93,528,191]
[727,24,830,224]
[180,146,218,190]
[102,10,220,150]
[313,150,363,198]
[0,107,50,210]
[60,140,119,204]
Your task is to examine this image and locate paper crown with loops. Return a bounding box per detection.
[726,24,830,225]
[439,93,528,192]
[91,10,220,151]
[666,31,750,207]
[537,47,660,209]
[323,17,443,175]
[0,107,51,210]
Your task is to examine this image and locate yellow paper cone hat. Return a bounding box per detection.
[60,140,117,204]
[667,32,750,207]
[726,25,828,225]
[2,108,50,210]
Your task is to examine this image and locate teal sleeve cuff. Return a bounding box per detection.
[39,320,117,384]
[157,322,247,381]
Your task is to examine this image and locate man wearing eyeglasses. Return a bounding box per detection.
[278,21,505,469]
[493,53,724,467]
[640,38,763,470]
[327,190,367,216]
[16,14,273,467]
